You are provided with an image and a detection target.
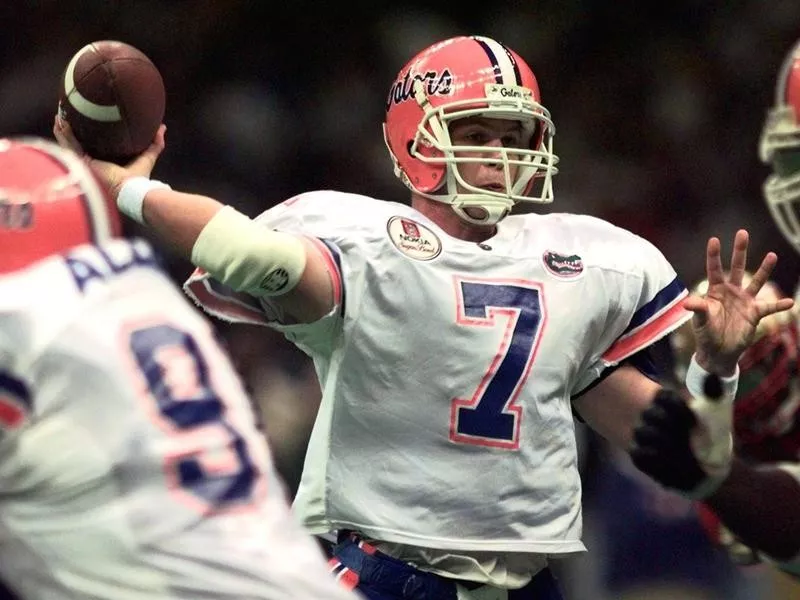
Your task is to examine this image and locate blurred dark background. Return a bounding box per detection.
[4,1,800,293]
[3,3,800,598]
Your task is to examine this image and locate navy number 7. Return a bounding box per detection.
[451,279,545,449]
[129,323,256,512]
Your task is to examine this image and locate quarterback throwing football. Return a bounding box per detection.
[55,36,792,600]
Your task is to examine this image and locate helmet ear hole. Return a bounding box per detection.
[530,121,543,150]
[406,140,415,157]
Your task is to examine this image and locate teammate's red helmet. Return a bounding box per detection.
[760,39,800,253]
[0,137,120,274]
[382,36,558,226]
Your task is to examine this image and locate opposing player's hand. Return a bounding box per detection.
[685,230,794,375]
[53,115,165,199]
[630,376,732,499]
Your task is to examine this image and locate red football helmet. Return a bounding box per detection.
[383,36,558,226]
[760,39,800,253]
[734,311,800,462]
[0,137,120,274]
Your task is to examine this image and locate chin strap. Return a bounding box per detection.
[451,202,509,226]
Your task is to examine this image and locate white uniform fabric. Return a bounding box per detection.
[0,239,359,600]
[185,191,691,584]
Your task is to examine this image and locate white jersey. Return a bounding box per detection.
[0,239,359,600]
[185,192,690,563]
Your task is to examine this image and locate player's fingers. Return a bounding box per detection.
[629,445,667,477]
[756,297,795,320]
[655,391,697,430]
[727,229,749,287]
[640,402,670,428]
[745,252,778,296]
[643,392,696,435]
[683,295,705,311]
[632,424,669,449]
[705,237,724,286]
[128,126,165,174]
[155,123,166,146]
[682,296,709,327]
[52,116,85,156]
[147,124,165,155]
[629,442,655,462]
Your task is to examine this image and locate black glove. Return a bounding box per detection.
[630,388,707,492]
[630,375,725,496]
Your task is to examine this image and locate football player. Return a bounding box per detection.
[0,137,360,600]
[54,36,791,600]
[630,39,800,584]
[670,277,799,467]
[673,277,800,600]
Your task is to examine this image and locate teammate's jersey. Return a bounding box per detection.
[185,191,691,556]
[0,239,358,600]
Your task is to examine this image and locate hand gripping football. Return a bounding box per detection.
[58,40,165,164]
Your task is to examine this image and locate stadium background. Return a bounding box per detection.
[3,2,800,598]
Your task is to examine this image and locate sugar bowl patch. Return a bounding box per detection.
[387,216,442,261]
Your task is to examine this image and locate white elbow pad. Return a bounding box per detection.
[191,206,306,296]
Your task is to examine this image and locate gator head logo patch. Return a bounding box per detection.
[0,198,33,230]
[543,250,584,279]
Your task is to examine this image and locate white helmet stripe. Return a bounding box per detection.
[63,44,122,122]
[472,36,519,85]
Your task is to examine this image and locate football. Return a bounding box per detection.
[58,40,165,164]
